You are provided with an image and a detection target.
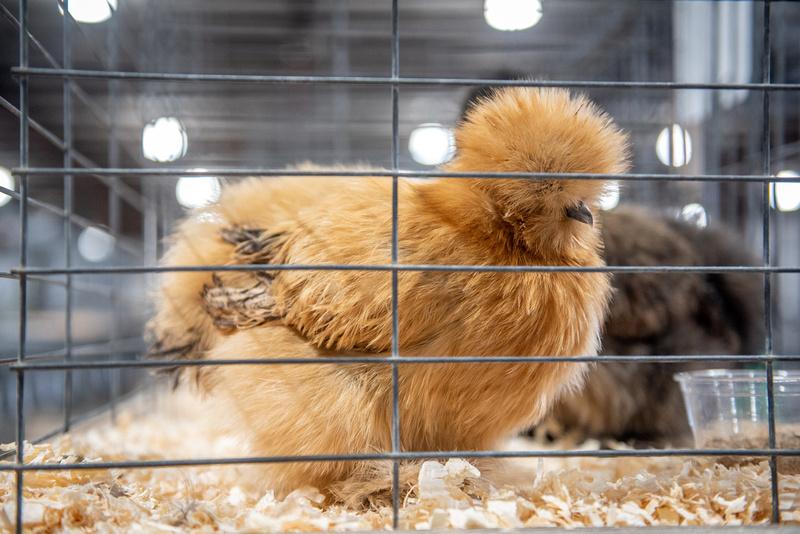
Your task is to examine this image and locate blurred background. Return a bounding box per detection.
[0,0,798,442]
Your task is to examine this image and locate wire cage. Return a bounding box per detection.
[1,0,800,531]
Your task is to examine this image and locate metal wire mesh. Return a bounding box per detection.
[3,0,800,532]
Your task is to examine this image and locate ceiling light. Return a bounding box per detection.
[598,181,620,211]
[484,0,542,31]
[0,167,13,207]
[771,170,800,213]
[176,171,221,209]
[59,0,117,24]
[142,117,188,163]
[408,123,456,166]
[680,203,708,228]
[656,124,693,167]
[77,227,115,262]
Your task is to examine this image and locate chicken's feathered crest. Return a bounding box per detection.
[453,86,629,177]
[441,87,629,257]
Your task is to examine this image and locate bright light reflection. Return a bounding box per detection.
[142,117,188,163]
[59,0,117,24]
[656,124,693,167]
[176,171,221,209]
[484,0,542,31]
[680,203,708,228]
[77,227,115,262]
[771,170,800,213]
[599,181,620,211]
[0,167,13,207]
[408,123,456,166]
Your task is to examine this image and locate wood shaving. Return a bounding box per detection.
[1,387,798,532]
[700,421,800,474]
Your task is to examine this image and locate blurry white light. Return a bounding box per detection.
[176,171,221,209]
[0,167,13,208]
[598,181,620,211]
[59,0,117,24]
[484,0,542,31]
[680,203,708,228]
[408,123,456,166]
[77,227,115,262]
[771,170,800,212]
[656,124,693,167]
[142,117,188,162]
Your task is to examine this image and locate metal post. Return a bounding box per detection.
[107,1,122,423]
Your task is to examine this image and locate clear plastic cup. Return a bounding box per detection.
[674,369,800,451]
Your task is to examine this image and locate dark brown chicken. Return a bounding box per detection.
[540,207,763,444]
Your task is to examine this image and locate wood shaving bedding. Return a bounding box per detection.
[1,388,798,532]
[701,421,800,474]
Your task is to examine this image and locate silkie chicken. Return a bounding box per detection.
[148,87,629,503]
[463,78,763,447]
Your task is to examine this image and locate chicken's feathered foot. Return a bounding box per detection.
[199,225,287,330]
[146,225,284,374]
[202,274,280,331]
[220,226,284,264]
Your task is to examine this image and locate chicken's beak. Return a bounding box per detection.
[564,201,593,226]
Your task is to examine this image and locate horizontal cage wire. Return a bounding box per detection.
[2,0,800,532]
[8,66,800,90]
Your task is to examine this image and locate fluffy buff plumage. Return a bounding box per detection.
[148,87,629,503]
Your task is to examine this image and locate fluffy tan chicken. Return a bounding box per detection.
[462,77,762,447]
[148,87,629,502]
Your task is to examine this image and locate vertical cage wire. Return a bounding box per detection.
[106,2,123,423]
[62,0,74,435]
[15,0,29,532]
[389,0,401,529]
[760,0,780,524]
